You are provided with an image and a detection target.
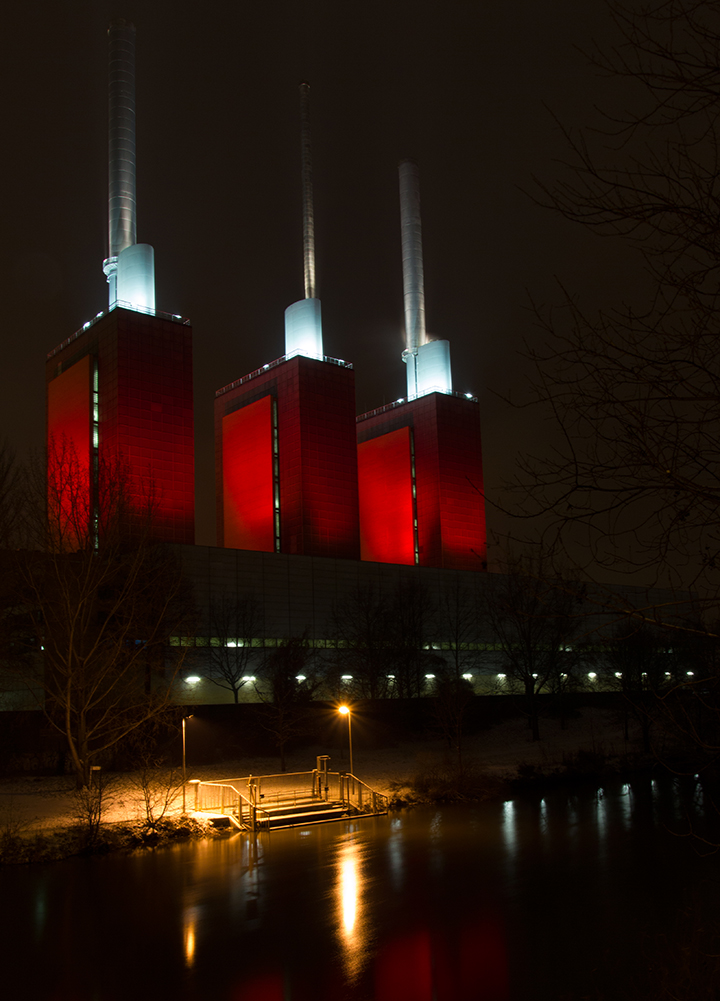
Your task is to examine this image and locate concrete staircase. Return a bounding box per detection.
[252,795,352,830]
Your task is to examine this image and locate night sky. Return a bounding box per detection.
[2,1,643,554]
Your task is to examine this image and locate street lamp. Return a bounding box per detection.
[182,714,194,813]
[338,705,353,776]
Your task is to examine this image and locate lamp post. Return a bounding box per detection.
[182,714,193,813]
[338,705,353,776]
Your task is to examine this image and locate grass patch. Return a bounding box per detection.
[390,755,509,806]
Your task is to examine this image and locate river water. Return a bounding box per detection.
[3,774,719,1000]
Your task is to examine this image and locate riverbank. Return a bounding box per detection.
[0,707,660,863]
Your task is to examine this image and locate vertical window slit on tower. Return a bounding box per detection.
[272,397,280,552]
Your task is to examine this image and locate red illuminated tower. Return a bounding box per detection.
[357,393,485,570]
[216,355,359,557]
[216,83,360,559]
[45,22,195,546]
[356,160,486,570]
[47,308,195,545]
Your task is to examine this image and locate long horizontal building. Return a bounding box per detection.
[172,544,688,704]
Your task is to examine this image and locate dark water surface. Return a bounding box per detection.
[2,774,719,1000]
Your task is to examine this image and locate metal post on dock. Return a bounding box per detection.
[248,776,257,833]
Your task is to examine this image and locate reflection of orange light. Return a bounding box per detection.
[184,924,196,967]
[342,855,357,933]
[336,840,369,982]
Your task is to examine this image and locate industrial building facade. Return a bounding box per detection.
[46,307,195,546]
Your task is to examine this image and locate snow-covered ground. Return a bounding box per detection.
[0,707,642,835]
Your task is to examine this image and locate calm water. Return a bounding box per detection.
[2,774,719,1000]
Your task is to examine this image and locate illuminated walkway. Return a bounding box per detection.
[192,758,388,831]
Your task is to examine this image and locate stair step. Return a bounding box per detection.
[263,807,350,828]
[261,800,342,817]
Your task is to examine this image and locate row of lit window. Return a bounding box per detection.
[184,668,700,686]
[184,672,475,686]
[171,636,515,651]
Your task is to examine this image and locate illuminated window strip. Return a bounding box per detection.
[272,397,280,552]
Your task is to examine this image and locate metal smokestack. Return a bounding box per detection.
[107,20,136,259]
[399,159,427,354]
[399,160,452,398]
[103,20,155,312]
[300,82,316,300]
[284,82,322,359]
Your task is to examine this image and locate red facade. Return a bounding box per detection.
[357,425,416,565]
[215,355,360,559]
[46,307,195,545]
[222,395,275,551]
[357,393,486,571]
[47,354,92,547]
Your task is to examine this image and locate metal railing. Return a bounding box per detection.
[215,353,353,397]
[339,774,389,815]
[192,769,388,831]
[47,304,190,359]
[192,780,270,830]
[356,389,478,422]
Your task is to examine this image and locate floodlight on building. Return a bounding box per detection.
[185,675,201,685]
[462,673,473,680]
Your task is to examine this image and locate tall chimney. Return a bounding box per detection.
[399,160,452,398]
[300,82,316,300]
[399,159,427,354]
[103,20,155,313]
[107,21,136,259]
[284,82,323,359]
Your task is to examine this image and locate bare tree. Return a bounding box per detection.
[605,620,672,751]
[254,636,323,772]
[17,442,195,787]
[389,578,437,699]
[432,671,476,772]
[483,557,586,741]
[204,593,262,702]
[511,1,720,619]
[0,437,24,549]
[436,577,481,681]
[330,585,395,700]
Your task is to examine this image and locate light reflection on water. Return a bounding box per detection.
[335,836,368,982]
[3,775,718,1001]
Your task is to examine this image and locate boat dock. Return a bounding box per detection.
[189,755,388,831]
